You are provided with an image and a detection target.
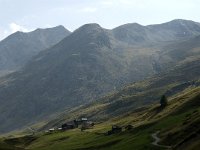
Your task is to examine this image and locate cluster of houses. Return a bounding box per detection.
[46,118,94,133]
[46,117,134,136]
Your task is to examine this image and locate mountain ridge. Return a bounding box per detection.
[0,19,200,133]
[0,25,71,76]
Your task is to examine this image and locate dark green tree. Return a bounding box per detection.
[160,95,168,108]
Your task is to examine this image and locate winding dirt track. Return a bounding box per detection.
[151,131,172,149]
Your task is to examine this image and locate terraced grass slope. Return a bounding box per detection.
[1,86,199,150]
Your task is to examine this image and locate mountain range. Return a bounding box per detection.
[0,19,200,133]
[0,25,70,76]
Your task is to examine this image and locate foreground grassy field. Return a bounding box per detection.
[1,87,200,150]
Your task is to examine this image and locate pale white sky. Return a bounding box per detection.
[0,0,200,40]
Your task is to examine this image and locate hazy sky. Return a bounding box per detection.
[0,0,200,40]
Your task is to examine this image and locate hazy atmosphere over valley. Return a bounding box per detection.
[0,0,200,150]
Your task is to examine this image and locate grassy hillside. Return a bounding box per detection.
[0,86,199,150]
[40,58,200,130]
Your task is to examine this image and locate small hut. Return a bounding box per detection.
[107,125,122,135]
[81,121,94,131]
[61,123,75,130]
[49,128,55,132]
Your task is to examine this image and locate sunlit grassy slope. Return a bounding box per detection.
[1,86,199,150]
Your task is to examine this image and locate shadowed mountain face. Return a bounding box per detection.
[0,25,71,76]
[0,19,200,133]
